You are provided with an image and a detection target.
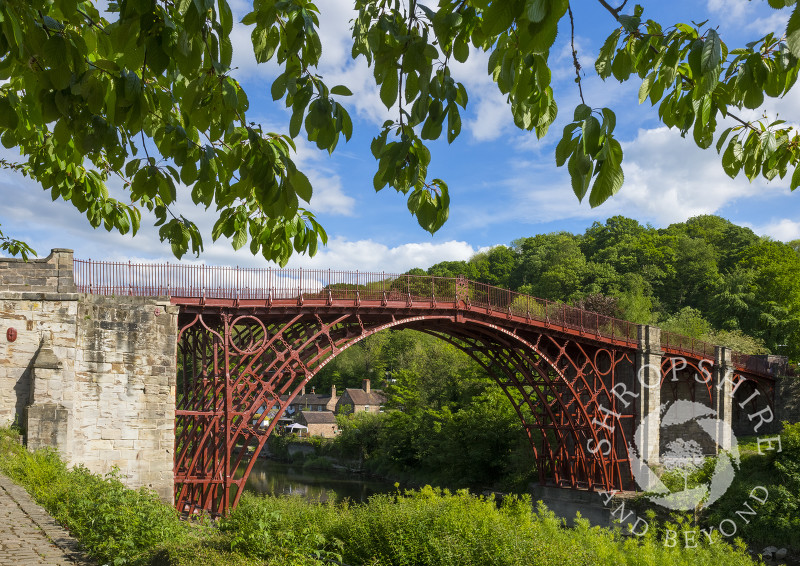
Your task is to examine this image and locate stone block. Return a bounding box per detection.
[26,403,71,457]
[100,427,122,441]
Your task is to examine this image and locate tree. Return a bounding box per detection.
[2,0,800,264]
[735,239,800,358]
[511,233,590,300]
[469,245,516,288]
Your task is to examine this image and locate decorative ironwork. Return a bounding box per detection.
[73,259,776,515]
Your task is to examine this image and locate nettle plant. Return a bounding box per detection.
[0,0,799,263]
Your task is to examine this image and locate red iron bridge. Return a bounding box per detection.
[75,259,779,515]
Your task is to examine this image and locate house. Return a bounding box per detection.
[284,385,339,417]
[335,379,386,415]
[252,405,292,430]
[297,410,339,438]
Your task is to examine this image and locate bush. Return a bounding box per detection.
[219,493,342,565]
[705,422,800,550]
[0,428,765,566]
[302,455,334,470]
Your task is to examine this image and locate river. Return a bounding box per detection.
[242,458,396,503]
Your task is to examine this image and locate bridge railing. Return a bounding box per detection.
[73,260,462,303]
[467,280,638,344]
[732,352,771,376]
[73,259,768,376]
[661,331,716,360]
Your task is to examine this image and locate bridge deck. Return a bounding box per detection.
[73,259,774,379]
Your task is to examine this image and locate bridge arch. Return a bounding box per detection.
[174,309,639,514]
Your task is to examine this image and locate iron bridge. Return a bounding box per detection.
[74,260,776,515]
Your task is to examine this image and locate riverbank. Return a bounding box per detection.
[0,426,765,566]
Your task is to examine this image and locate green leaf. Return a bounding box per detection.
[331,85,352,96]
[290,168,313,203]
[232,228,247,250]
[526,0,547,22]
[595,30,621,79]
[271,73,288,101]
[218,0,233,35]
[618,14,640,33]
[555,130,575,167]
[582,116,601,156]
[611,49,633,82]
[638,73,653,104]
[701,29,722,73]
[722,139,742,178]
[453,38,469,63]
[0,98,18,130]
[573,104,591,121]
[589,157,624,207]
[482,1,516,36]
[380,69,399,109]
[567,149,591,202]
[787,4,800,58]
[790,163,800,190]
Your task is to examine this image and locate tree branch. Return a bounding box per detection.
[595,0,625,20]
[568,5,585,105]
[594,1,763,136]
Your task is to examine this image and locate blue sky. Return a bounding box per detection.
[1,0,799,272]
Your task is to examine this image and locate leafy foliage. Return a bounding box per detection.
[0,428,201,565]
[212,486,760,566]
[1,2,800,261]
[705,423,800,550]
[0,0,337,265]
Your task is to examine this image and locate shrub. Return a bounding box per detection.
[0,429,192,565]
[219,493,342,565]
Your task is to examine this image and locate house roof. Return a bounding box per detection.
[290,393,332,406]
[342,388,386,406]
[299,411,338,425]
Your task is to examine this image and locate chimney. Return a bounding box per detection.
[302,385,306,396]
[312,386,316,394]
[331,384,337,398]
[362,379,371,394]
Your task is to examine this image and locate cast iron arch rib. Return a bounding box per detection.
[175,310,644,515]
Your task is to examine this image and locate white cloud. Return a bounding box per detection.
[707,0,751,22]
[747,219,800,241]
[615,127,787,224]
[283,237,478,271]
[465,125,794,231]
[749,11,790,35]
[114,236,480,272]
[707,0,788,34]
[304,171,355,216]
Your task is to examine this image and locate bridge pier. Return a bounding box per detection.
[636,325,661,465]
[0,250,178,502]
[713,346,735,451]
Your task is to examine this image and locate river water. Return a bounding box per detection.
[243,458,396,503]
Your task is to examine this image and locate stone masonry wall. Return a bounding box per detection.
[72,295,178,501]
[0,250,178,502]
[0,250,78,431]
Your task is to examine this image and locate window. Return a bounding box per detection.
[364,405,370,412]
